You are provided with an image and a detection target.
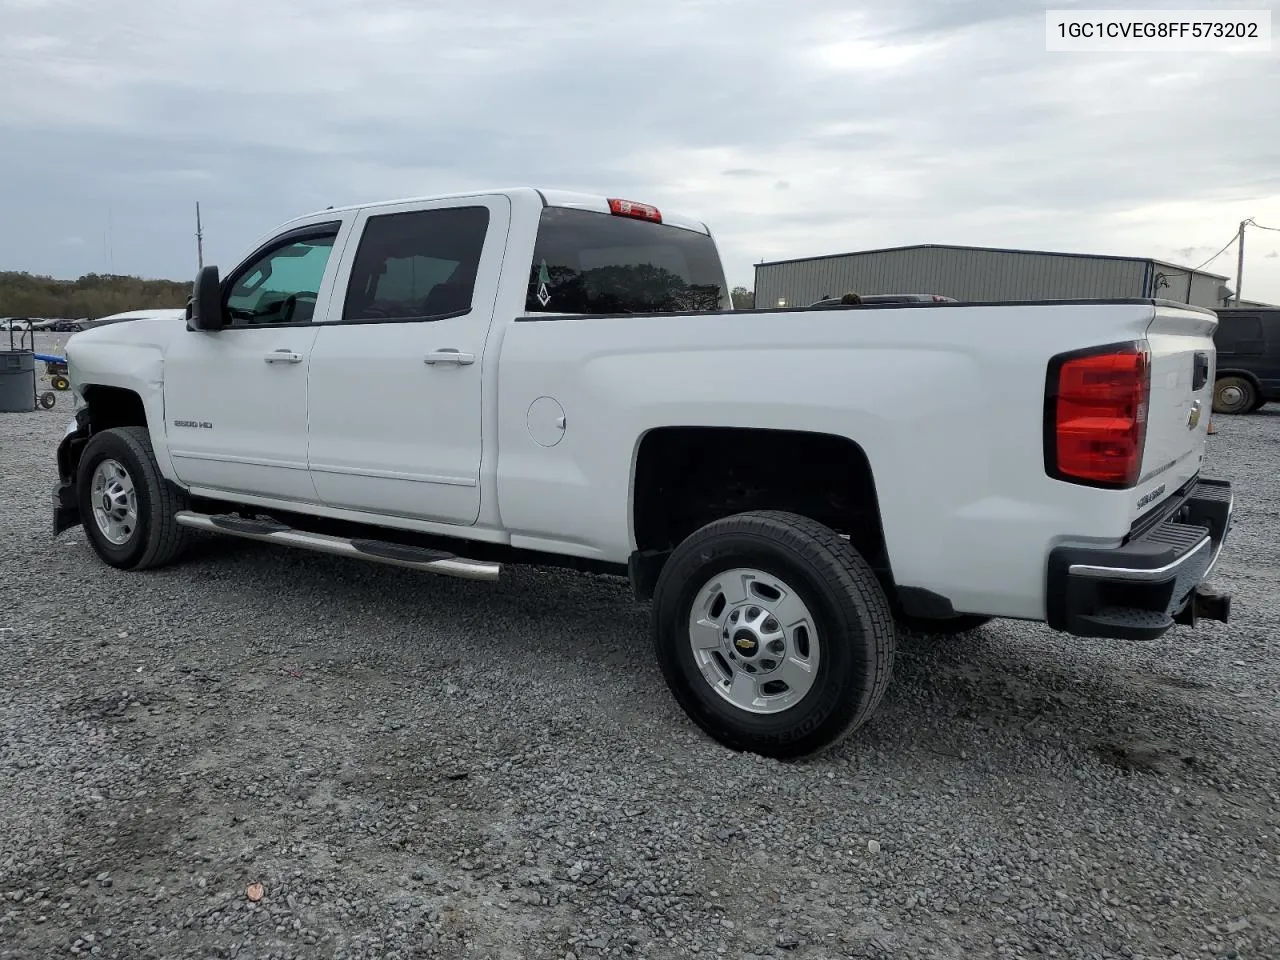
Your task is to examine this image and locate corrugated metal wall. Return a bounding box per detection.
[1146,264,1229,309]
[1189,272,1228,308]
[753,247,1225,309]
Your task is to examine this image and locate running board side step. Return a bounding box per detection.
[173,511,501,582]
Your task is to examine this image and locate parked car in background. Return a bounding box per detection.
[810,294,957,307]
[1211,307,1280,414]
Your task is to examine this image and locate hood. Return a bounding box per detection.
[65,313,188,365]
[80,308,186,331]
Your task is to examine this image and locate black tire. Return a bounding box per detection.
[652,510,895,759]
[77,426,191,571]
[895,612,992,636]
[1212,376,1256,415]
[38,392,56,410]
[52,375,70,391]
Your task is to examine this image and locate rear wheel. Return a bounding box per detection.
[652,510,895,759]
[1213,376,1256,415]
[77,426,191,570]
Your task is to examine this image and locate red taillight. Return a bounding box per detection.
[608,198,662,223]
[1045,342,1150,488]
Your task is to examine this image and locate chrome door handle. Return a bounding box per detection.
[264,349,303,364]
[424,349,475,366]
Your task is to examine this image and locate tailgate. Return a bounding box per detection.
[1134,304,1218,521]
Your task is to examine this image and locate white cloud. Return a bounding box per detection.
[0,0,1277,302]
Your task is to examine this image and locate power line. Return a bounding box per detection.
[1170,218,1275,305]
[1190,232,1239,272]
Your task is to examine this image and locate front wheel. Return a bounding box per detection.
[76,426,192,570]
[652,510,896,759]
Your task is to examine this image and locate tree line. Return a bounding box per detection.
[0,271,190,320]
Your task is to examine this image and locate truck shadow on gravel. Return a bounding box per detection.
[167,533,1261,791]
[874,627,1264,788]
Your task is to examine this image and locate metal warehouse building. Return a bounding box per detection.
[754,243,1233,310]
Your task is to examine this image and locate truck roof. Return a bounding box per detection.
[286,187,712,236]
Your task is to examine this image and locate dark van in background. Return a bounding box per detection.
[1212,307,1280,414]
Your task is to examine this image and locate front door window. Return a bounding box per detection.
[225,235,337,326]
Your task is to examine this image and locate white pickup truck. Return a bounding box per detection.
[52,187,1234,758]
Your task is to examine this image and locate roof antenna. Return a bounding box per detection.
[196,201,204,270]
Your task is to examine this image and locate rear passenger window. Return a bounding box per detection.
[343,206,490,322]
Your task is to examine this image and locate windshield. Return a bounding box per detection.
[525,206,728,314]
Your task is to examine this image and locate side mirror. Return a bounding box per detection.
[188,265,224,331]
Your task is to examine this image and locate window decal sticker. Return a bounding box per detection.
[536,260,552,308]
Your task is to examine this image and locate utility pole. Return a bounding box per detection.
[1233,219,1247,305]
[196,202,205,270]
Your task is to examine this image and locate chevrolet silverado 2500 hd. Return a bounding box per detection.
[51,187,1233,758]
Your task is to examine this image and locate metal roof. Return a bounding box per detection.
[757,242,1229,281]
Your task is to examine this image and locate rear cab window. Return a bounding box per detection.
[525,207,728,315]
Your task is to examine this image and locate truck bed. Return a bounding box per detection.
[498,297,1218,620]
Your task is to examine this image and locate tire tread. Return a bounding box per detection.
[82,426,191,570]
[653,509,896,758]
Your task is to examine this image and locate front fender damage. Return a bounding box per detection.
[53,407,91,535]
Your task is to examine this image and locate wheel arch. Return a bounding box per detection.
[76,382,181,483]
[56,384,175,535]
[80,383,149,431]
[629,425,894,601]
[1214,368,1263,390]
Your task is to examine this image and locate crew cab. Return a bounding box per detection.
[51,187,1234,758]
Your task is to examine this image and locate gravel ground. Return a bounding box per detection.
[2,336,1278,959]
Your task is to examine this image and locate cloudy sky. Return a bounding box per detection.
[2,0,1278,302]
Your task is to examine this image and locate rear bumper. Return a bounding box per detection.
[1047,477,1233,641]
